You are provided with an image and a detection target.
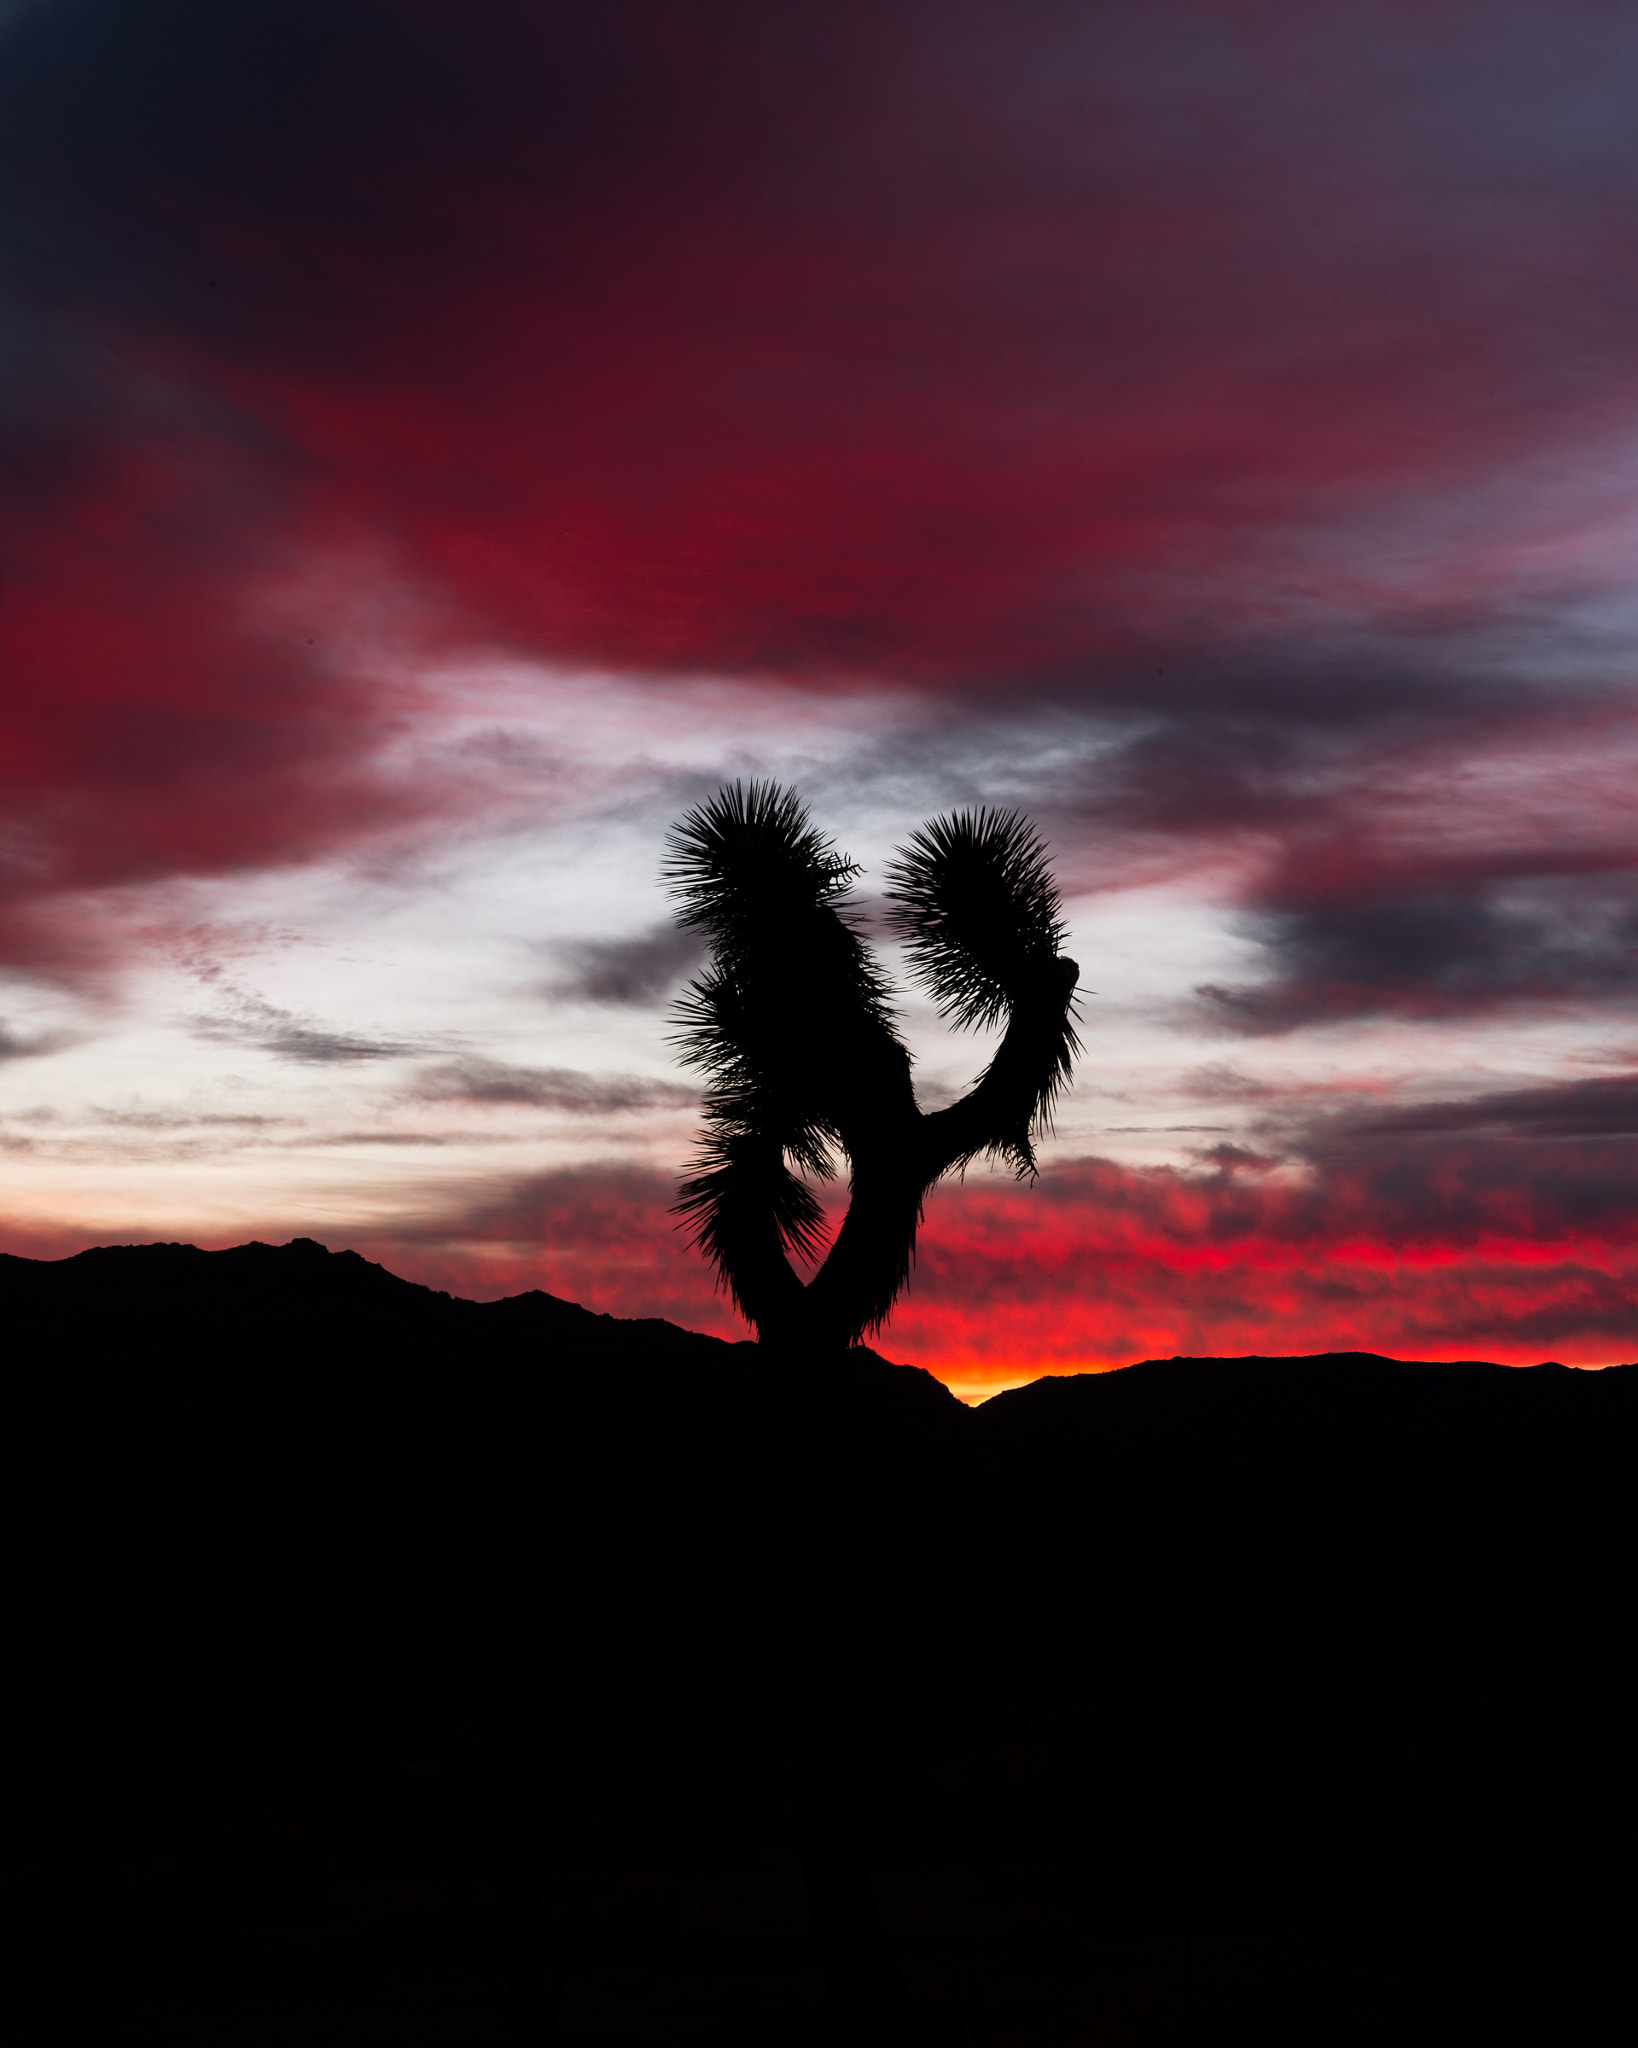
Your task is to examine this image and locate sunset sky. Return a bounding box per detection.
[7,2,1638,1393]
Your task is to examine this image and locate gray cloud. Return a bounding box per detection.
[413,1056,697,1114]
[1326,1070,1638,1145]
[1195,864,1638,1035]
[92,1109,279,1130]
[0,1019,73,1061]
[550,923,706,1006]
[188,987,428,1064]
[305,1129,471,1148]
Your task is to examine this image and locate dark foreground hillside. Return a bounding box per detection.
[1,1239,1634,2044]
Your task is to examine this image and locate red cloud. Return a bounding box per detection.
[0,435,427,976]
[8,1,1638,978]
[344,1136,1638,1390]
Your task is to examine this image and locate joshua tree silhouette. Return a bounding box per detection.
[665,782,1081,2032]
[665,781,1081,1351]
[665,783,1080,2034]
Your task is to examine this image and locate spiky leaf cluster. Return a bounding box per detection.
[663,780,858,965]
[664,783,907,1288]
[665,781,895,1080]
[673,1128,831,1295]
[883,807,1070,1031]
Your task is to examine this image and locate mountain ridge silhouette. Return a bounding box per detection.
[983,1346,1638,1547]
[7,1235,1631,1548]
[3,1236,1636,2043]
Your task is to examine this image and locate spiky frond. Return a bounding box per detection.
[664,781,905,1124]
[882,808,1070,1031]
[675,1118,832,1275]
[955,947,1083,1174]
[664,783,911,1332]
[662,780,859,964]
[669,966,839,1178]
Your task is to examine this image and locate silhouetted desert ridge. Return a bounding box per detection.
[982,1349,1638,1547]
[3,1239,1635,2045]
[5,1237,1632,1548]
